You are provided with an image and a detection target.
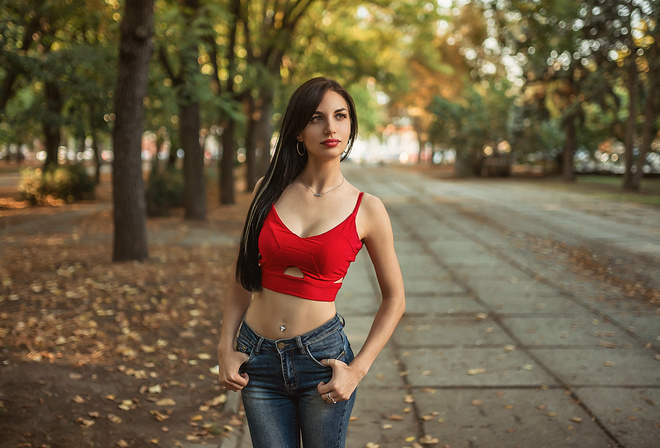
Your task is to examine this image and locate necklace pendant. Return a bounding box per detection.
[313,193,323,197]
[280,323,286,332]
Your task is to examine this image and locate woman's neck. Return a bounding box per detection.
[299,162,343,191]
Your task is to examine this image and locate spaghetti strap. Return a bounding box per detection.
[352,192,364,216]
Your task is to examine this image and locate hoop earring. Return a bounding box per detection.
[296,141,306,156]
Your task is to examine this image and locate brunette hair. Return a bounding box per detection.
[235,77,358,291]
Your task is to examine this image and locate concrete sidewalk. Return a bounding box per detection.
[213,165,659,448]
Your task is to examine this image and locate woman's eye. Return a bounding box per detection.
[336,113,348,120]
[311,116,322,122]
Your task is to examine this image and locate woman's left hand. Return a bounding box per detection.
[316,358,363,403]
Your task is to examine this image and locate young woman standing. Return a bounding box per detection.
[217,77,405,448]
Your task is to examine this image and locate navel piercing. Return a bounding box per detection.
[280,323,286,332]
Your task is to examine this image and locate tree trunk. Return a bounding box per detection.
[181,100,206,220]
[245,96,259,192]
[218,0,240,205]
[562,115,576,182]
[631,43,657,191]
[111,0,154,262]
[43,81,62,171]
[168,137,178,168]
[257,92,274,179]
[220,121,236,204]
[92,135,101,185]
[623,59,637,190]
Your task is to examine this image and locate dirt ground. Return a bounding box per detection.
[0,172,251,448]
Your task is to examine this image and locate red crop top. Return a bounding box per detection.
[258,192,364,302]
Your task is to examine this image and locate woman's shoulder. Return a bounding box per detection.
[358,191,385,213]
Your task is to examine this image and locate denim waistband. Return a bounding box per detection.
[239,314,345,354]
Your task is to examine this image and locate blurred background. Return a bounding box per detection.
[0,0,658,206]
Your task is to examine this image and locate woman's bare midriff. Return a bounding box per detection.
[244,288,337,340]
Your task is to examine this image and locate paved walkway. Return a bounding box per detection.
[214,164,660,448]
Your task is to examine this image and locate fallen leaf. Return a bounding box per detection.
[73,395,85,404]
[403,394,415,404]
[471,399,483,407]
[597,340,618,349]
[156,398,176,406]
[77,417,95,427]
[641,396,656,406]
[117,440,129,447]
[389,414,404,421]
[603,361,617,367]
[190,414,203,422]
[108,414,123,424]
[206,394,227,407]
[467,368,486,375]
[382,424,392,429]
[419,434,439,444]
[228,416,243,426]
[570,417,583,423]
[151,410,169,422]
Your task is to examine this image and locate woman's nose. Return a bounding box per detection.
[325,119,336,134]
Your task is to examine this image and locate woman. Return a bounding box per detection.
[217,77,405,448]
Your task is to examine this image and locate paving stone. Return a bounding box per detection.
[403,295,486,315]
[502,316,640,347]
[483,293,587,315]
[394,316,513,347]
[346,387,418,448]
[414,388,617,448]
[529,348,660,386]
[401,347,558,387]
[574,387,660,448]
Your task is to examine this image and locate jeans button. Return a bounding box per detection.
[277,342,285,349]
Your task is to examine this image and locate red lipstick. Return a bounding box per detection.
[321,139,340,147]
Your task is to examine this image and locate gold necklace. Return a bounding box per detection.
[301,177,345,197]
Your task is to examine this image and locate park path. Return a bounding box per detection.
[216,164,660,448]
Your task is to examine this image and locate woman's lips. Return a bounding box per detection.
[321,139,340,147]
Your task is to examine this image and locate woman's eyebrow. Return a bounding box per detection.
[313,108,348,115]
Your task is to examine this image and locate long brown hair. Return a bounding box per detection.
[235,77,358,291]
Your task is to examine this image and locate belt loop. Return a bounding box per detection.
[295,336,305,354]
[255,337,264,354]
[337,313,345,327]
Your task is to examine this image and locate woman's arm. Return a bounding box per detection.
[217,179,264,391]
[217,266,252,391]
[318,194,405,401]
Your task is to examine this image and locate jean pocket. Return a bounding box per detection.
[235,333,256,366]
[304,330,347,368]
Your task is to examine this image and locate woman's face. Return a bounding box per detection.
[297,90,351,161]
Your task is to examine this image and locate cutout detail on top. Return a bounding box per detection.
[283,266,304,278]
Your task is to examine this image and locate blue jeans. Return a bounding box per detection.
[236,315,356,448]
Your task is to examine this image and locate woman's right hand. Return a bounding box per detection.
[217,345,250,391]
